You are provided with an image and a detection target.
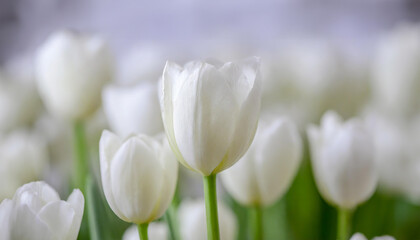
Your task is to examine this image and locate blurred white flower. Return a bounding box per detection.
[122,222,168,240]
[102,82,163,137]
[221,117,302,207]
[0,130,48,200]
[161,57,261,176]
[307,111,377,209]
[0,59,41,132]
[371,24,420,119]
[0,181,84,240]
[99,131,178,224]
[350,232,395,240]
[118,45,168,85]
[35,30,113,121]
[178,199,237,240]
[262,41,369,127]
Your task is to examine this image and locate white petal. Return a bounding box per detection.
[11,204,53,240]
[0,199,13,240]
[66,189,85,240]
[214,58,261,173]
[37,201,75,239]
[99,130,124,218]
[13,181,60,213]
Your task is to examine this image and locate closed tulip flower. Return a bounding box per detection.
[161,57,261,239]
[35,30,113,121]
[178,199,237,240]
[0,181,84,240]
[307,111,377,240]
[103,82,163,137]
[0,130,48,200]
[99,131,178,238]
[221,117,302,207]
[161,57,261,176]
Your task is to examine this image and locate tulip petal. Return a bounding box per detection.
[0,199,13,240]
[66,189,85,240]
[11,204,52,240]
[37,201,75,239]
[99,130,123,218]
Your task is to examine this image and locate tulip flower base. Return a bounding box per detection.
[203,174,221,240]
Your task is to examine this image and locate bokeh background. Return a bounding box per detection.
[2,0,420,239]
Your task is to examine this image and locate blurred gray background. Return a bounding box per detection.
[0,0,419,63]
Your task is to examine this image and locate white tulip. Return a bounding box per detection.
[178,199,237,240]
[161,57,261,176]
[99,131,178,224]
[103,82,163,137]
[371,24,420,118]
[0,181,84,240]
[307,111,377,209]
[350,232,395,240]
[122,223,168,240]
[0,60,41,132]
[221,117,302,207]
[0,130,48,200]
[35,30,113,121]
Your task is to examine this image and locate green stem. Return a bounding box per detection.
[203,174,220,240]
[73,121,88,193]
[337,208,351,240]
[164,203,179,240]
[250,206,263,240]
[137,223,149,240]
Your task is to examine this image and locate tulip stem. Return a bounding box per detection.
[203,174,221,240]
[250,205,263,240]
[337,208,351,240]
[137,223,149,240]
[73,121,88,193]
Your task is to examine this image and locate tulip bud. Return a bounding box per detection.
[122,223,168,240]
[161,57,261,176]
[0,181,84,240]
[178,199,237,240]
[103,82,163,137]
[99,131,178,224]
[307,111,377,209]
[0,131,48,200]
[35,30,113,121]
[221,117,302,207]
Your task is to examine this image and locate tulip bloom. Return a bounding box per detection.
[0,181,84,240]
[178,199,237,240]
[307,111,377,240]
[99,131,178,239]
[103,82,163,137]
[161,57,261,240]
[36,30,113,121]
